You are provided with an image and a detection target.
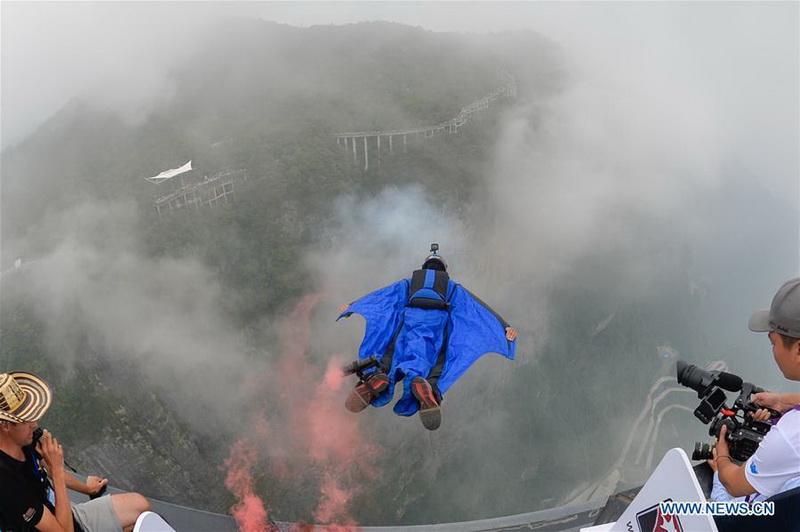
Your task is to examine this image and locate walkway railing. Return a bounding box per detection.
[335,73,517,170]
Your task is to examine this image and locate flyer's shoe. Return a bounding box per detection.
[411,377,441,430]
[345,371,389,413]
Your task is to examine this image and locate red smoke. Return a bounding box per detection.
[224,441,270,532]
[224,293,379,531]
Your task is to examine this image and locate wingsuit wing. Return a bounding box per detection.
[436,285,516,396]
[336,279,409,362]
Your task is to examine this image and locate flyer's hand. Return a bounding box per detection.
[505,327,517,341]
[339,304,350,314]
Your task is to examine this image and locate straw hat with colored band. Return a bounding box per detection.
[0,372,52,423]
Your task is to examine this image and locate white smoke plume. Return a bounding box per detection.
[7,201,258,433]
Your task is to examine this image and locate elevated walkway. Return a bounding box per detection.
[335,72,517,170]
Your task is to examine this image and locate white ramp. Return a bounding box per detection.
[132,511,176,532]
[583,447,716,532]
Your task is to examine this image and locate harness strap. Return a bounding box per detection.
[27,447,54,506]
[426,326,449,402]
[410,270,453,401]
[378,317,405,374]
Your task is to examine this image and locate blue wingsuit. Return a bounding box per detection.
[337,268,516,416]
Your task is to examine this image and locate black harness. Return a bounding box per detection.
[378,269,453,400]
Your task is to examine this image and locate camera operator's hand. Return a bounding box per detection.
[707,446,719,472]
[715,424,732,461]
[715,422,758,497]
[750,408,771,421]
[752,391,799,414]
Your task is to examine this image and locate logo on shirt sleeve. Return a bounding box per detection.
[750,462,759,475]
[23,507,36,522]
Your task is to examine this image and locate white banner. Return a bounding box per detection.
[145,161,192,183]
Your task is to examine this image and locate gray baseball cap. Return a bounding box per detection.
[749,277,800,338]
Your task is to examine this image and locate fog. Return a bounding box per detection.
[2,0,798,527]
[3,3,797,195]
[18,201,259,429]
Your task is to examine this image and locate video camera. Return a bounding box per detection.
[32,427,44,447]
[342,356,382,379]
[676,360,777,462]
[31,427,107,498]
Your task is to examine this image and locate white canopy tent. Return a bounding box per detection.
[145,161,192,184]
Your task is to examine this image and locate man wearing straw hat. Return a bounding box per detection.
[0,371,150,532]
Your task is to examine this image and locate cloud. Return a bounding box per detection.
[307,186,466,300]
[8,201,257,431]
[1,2,258,148]
[481,1,797,292]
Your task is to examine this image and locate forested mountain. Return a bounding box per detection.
[1,19,795,527]
[0,20,565,522]
[2,20,559,322]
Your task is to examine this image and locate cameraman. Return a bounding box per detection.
[0,371,150,532]
[716,277,800,499]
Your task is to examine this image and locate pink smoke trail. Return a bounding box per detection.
[224,440,270,532]
[306,363,377,526]
[278,295,377,527]
[224,293,380,531]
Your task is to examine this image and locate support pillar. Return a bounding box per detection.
[364,136,369,171]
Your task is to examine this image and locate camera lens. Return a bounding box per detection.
[691,441,714,461]
[677,361,713,393]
